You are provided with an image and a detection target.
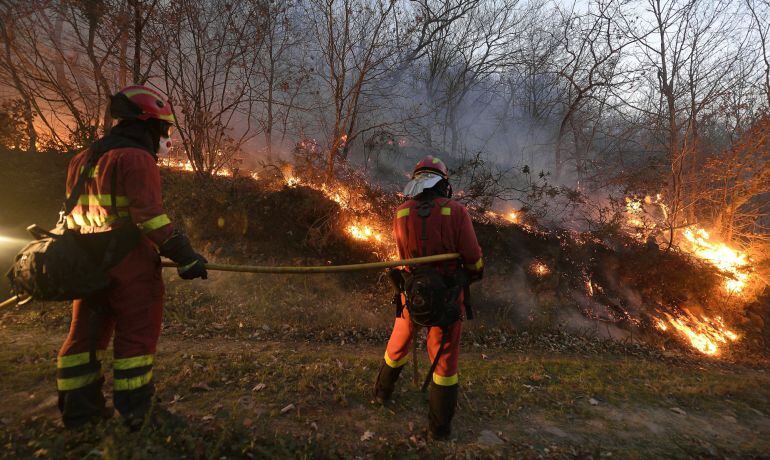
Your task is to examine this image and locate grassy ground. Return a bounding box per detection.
[1,297,769,459]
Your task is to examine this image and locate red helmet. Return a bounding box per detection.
[111,85,175,124]
[412,155,448,179]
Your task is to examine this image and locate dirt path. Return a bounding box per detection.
[2,324,770,459]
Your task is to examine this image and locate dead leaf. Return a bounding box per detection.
[201,414,214,421]
[280,403,295,414]
[252,383,266,392]
[243,418,253,428]
[360,430,374,442]
[33,448,48,458]
[192,382,212,392]
[670,407,687,416]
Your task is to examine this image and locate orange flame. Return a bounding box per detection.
[681,228,750,293]
[532,261,550,276]
[655,311,739,356]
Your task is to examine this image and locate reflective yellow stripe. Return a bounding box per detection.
[114,354,154,370]
[66,215,80,230]
[57,351,105,368]
[470,258,484,271]
[76,194,130,207]
[79,165,100,178]
[57,352,91,368]
[57,372,101,391]
[441,207,451,216]
[70,211,130,228]
[384,351,409,368]
[432,373,458,386]
[114,370,153,391]
[397,208,410,219]
[156,113,176,123]
[138,214,171,233]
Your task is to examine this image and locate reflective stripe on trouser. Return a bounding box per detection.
[57,350,105,391]
[114,355,154,391]
[57,238,164,421]
[384,305,462,385]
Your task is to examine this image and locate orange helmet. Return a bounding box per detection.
[412,155,448,179]
[111,85,175,124]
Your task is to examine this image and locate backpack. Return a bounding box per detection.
[402,265,462,328]
[6,145,139,302]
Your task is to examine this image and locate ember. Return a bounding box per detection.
[532,261,550,276]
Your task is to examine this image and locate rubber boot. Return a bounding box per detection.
[373,361,403,404]
[58,377,113,428]
[115,382,155,431]
[428,382,458,440]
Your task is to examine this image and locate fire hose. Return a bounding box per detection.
[0,253,460,308]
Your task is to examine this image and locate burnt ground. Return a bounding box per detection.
[0,149,769,458]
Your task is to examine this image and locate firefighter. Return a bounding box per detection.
[56,85,208,429]
[374,155,483,440]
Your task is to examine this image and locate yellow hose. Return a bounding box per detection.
[0,295,19,309]
[0,253,460,308]
[161,253,460,274]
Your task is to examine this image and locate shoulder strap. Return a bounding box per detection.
[61,147,99,219]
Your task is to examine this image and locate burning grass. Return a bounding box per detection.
[121,150,770,358]
[0,147,767,359]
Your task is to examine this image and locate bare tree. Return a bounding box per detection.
[303,0,401,180]
[552,0,639,181]
[746,0,770,108]
[158,0,265,176]
[0,6,37,152]
[252,2,307,162]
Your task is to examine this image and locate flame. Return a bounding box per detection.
[681,228,750,293]
[347,223,383,243]
[484,209,520,225]
[285,175,302,187]
[655,311,739,356]
[532,261,550,276]
[159,157,233,177]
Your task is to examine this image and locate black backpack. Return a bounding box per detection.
[402,265,462,328]
[6,145,138,302]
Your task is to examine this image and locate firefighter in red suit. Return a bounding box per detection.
[56,85,207,428]
[374,155,483,440]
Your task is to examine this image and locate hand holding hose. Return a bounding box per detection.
[159,230,208,280]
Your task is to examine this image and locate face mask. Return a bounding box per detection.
[158,136,171,156]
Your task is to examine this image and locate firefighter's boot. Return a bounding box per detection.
[374,361,403,404]
[116,382,156,431]
[428,382,458,440]
[58,377,113,428]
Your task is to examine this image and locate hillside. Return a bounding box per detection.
[0,150,769,458]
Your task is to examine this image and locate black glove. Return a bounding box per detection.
[159,230,208,280]
[177,253,208,280]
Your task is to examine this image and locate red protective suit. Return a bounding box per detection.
[57,140,174,427]
[375,193,483,439]
[385,196,482,383]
